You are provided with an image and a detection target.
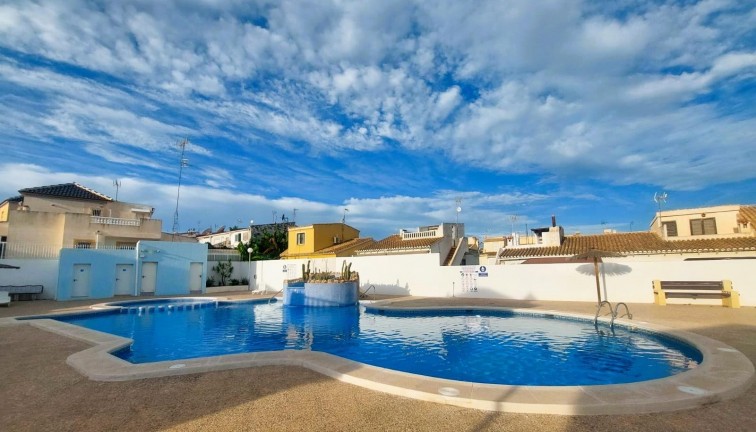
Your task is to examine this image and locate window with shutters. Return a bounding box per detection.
[296,232,305,245]
[690,218,717,235]
[662,221,678,237]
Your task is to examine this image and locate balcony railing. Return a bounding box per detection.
[208,249,242,262]
[400,229,440,240]
[91,216,141,226]
[0,242,59,259]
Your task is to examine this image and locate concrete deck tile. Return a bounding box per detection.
[4,295,754,415]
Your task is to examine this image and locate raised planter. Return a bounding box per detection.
[283,280,358,307]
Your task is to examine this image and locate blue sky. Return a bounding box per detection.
[1,0,755,240]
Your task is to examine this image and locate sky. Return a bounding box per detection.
[1,0,755,240]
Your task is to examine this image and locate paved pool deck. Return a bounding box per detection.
[1,294,755,431]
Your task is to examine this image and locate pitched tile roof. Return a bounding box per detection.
[1,195,22,205]
[280,237,376,258]
[356,234,442,253]
[316,237,375,254]
[19,183,112,201]
[738,206,756,227]
[498,232,756,258]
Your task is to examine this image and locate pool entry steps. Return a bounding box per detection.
[106,298,218,314]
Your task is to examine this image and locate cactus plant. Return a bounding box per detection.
[300,260,312,282]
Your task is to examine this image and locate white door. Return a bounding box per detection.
[141,262,157,294]
[115,264,134,295]
[189,262,203,292]
[72,264,91,298]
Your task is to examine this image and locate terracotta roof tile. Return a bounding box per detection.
[317,237,375,254]
[499,232,756,258]
[738,206,756,227]
[19,183,112,201]
[1,195,22,205]
[281,237,375,258]
[356,234,441,253]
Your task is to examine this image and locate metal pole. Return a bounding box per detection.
[247,248,252,291]
[594,258,601,305]
[247,219,254,291]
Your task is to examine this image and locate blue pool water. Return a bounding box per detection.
[53,300,702,386]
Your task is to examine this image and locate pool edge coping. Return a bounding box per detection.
[7,298,755,416]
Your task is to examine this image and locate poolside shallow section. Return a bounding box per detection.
[14,298,754,415]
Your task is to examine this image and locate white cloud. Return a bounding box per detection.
[0,0,754,204]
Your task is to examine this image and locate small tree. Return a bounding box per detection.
[236,224,289,261]
[212,260,234,286]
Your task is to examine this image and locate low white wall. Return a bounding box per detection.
[0,259,59,299]
[437,259,756,306]
[3,254,755,306]
[208,260,249,285]
[252,256,756,307]
[250,255,445,296]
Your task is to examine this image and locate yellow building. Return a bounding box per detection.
[0,183,162,258]
[280,223,373,259]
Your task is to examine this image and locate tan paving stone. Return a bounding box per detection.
[1,293,755,431]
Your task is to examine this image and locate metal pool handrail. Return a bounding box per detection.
[594,300,613,326]
[611,302,633,329]
[360,284,376,301]
[268,287,285,304]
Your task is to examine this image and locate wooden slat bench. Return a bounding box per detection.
[652,280,740,308]
[0,285,44,301]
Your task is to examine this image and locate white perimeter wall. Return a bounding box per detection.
[0,259,59,299]
[207,260,248,284]
[243,256,756,307]
[3,254,755,306]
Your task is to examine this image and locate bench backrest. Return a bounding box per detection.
[659,281,724,290]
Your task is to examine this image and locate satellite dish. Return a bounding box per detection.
[456,206,462,213]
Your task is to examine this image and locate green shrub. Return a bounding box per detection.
[211,260,234,285]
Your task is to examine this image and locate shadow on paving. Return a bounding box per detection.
[1,298,755,431]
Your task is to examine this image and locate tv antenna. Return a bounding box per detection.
[454,198,462,242]
[653,192,668,228]
[509,214,519,236]
[292,208,298,224]
[113,179,121,201]
[172,138,189,239]
[342,208,349,224]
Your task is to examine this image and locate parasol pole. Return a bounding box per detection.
[593,257,601,304]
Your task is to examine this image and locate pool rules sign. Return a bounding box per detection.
[459,266,487,293]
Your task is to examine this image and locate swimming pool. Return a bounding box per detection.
[53,298,701,386]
